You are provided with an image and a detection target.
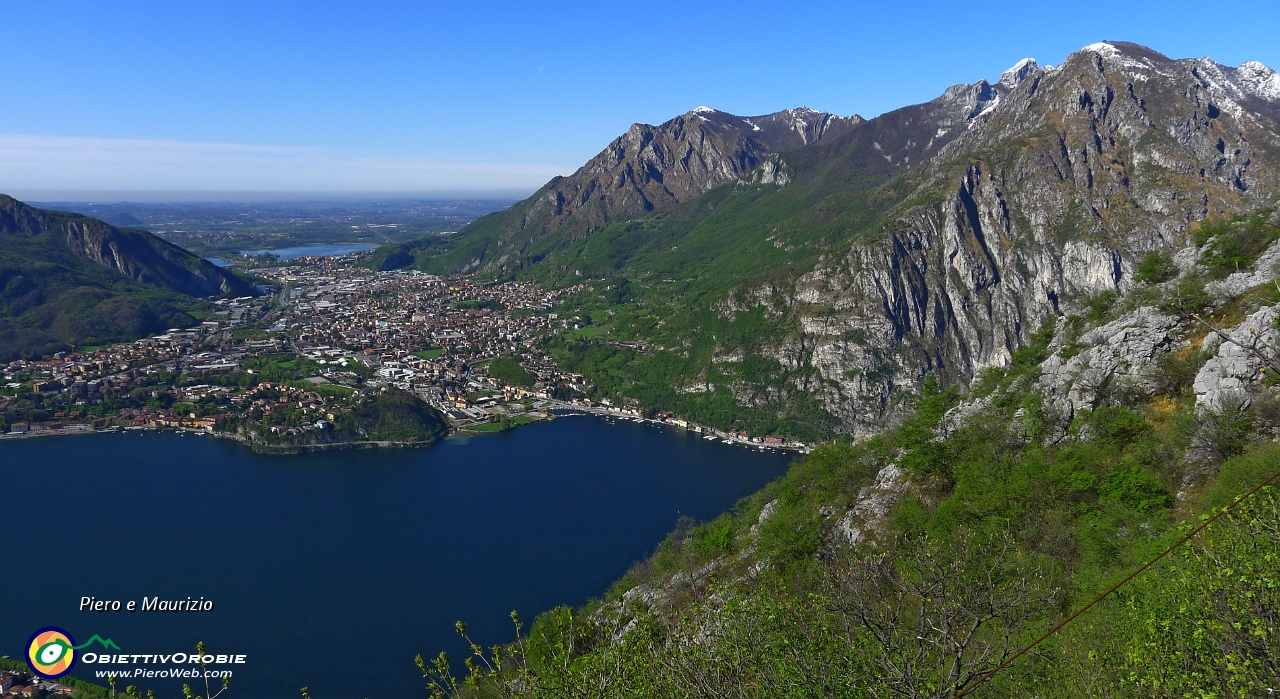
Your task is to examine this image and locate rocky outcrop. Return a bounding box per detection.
[410,42,1280,439]
[832,464,910,545]
[501,106,864,246]
[1036,308,1183,434]
[1194,305,1280,408]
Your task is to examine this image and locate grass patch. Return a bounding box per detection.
[466,415,538,432]
[566,325,604,339]
[232,328,271,341]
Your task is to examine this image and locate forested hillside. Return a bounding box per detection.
[0,195,253,359]
[375,41,1280,696]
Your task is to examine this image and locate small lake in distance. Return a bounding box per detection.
[238,243,378,260]
[1,416,793,698]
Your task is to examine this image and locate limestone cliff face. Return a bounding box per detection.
[0,195,250,298]
[737,43,1280,434]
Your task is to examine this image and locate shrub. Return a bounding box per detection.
[1133,249,1177,284]
[1150,347,1210,397]
[758,500,824,564]
[1081,289,1119,323]
[1164,277,1213,315]
[1196,210,1280,278]
[1189,391,1255,464]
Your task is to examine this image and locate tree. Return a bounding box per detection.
[827,530,1062,699]
[181,641,230,699]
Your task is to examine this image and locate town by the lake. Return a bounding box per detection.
[0,251,805,452]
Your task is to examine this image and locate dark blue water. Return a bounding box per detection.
[1,417,792,697]
[239,243,377,260]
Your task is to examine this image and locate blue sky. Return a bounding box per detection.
[3,0,1279,197]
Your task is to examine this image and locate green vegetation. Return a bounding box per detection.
[1133,249,1177,284]
[286,381,355,398]
[418,314,1280,696]
[0,196,251,360]
[486,356,535,387]
[467,414,538,432]
[1195,209,1280,278]
[542,300,842,442]
[413,348,444,360]
[222,386,449,452]
[241,355,325,382]
[336,387,450,443]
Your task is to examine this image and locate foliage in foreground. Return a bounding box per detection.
[415,341,1280,697]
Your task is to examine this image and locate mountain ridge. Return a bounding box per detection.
[0,195,253,359]
[372,62,1041,278]
[373,41,1280,439]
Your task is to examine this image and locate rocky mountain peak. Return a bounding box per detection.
[997,57,1043,90]
[476,104,867,254]
[1236,61,1280,101]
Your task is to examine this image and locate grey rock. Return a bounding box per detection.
[1193,305,1280,407]
[1037,307,1182,431]
[832,464,909,545]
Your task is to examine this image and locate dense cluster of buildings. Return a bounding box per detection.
[1,253,806,449]
[0,255,587,437]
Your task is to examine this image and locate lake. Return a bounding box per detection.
[0,417,793,697]
[239,243,377,260]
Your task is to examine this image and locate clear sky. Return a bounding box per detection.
[3,0,1279,198]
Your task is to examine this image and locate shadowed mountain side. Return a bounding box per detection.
[0,195,255,359]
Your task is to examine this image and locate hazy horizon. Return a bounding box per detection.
[7,188,533,204]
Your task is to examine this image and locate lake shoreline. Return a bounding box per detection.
[0,410,557,454]
[1,405,809,455]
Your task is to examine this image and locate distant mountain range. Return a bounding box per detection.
[0,195,253,359]
[375,41,1280,438]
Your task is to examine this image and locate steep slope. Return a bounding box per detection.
[0,195,253,359]
[376,71,1034,280]
[774,41,1280,432]
[435,271,1280,696]
[528,42,1280,440]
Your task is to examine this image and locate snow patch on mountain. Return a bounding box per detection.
[1193,59,1249,118]
[998,58,1041,88]
[1235,61,1280,101]
[968,95,1000,129]
[1081,41,1157,75]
